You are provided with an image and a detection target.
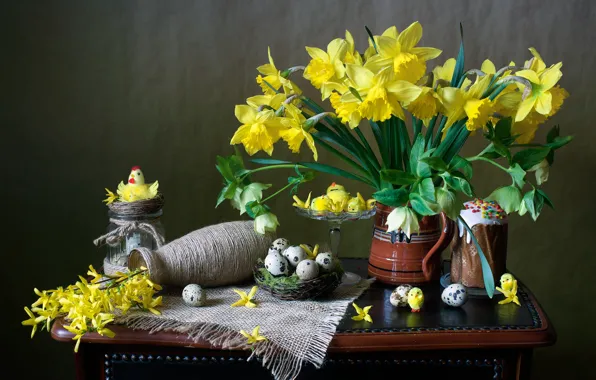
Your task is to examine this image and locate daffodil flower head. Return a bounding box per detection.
[230,106,287,156]
[231,286,259,308]
[256,47,302,96]
[351,303,373,323]
[514,62,563,122]
[279,103,319,161]
[304,38,348,89]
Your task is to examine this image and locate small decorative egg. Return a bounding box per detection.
[284,245,307,267]
[182,284,207,307]
[296,259,319,280]
[441,283,468,307]
[271,238,290,252]
[315,252,335,272]
[268,246,282,255]
[264,252,289,277]
[390,284,412,307]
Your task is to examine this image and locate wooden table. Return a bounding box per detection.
[52,259,555,380]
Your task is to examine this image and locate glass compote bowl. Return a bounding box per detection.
[294,207,376,285]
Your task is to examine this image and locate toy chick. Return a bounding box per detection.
[496,273,521,306]
[346,192,377,212]
[407,287,424,312]
[117,166,159,202]
[326,182,350,204]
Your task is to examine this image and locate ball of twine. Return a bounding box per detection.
[107,193,165,216]
[129,221,275,287]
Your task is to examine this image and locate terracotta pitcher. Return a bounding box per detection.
[368,203,454,285]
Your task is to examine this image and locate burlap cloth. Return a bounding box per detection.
[116,279,374,380]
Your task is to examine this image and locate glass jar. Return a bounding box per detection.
[105,210,165,267]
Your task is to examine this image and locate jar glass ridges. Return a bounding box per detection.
[106,210,165,266]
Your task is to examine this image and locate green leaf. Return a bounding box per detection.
[216,182,237,207]
[449,156,473,179]
[409,193,438,216]
[380,169,418,185]
[536,188,555,209]
[442,172,474,197]
[420,157,448,172]
[245,201,269,219]
[372,188,409,208]
[546,125,560,143]
[349,87,363,102]
[512,147,551,170]
[298,162,371,185]
[450,23,465,87]
[397,119,412,172]
[493,140,511,162]
[435,187,462,220]
[410,134,425,174]
[458,216,495,298]
[506,163,526,189]
[494,117,512,144]
[250,158,292,165]
[365,25,378,53]
[546,135,574,149]
[418,178,436,202]
[370,120,389,167]
[486,185,522,213]
[216,155,235,182]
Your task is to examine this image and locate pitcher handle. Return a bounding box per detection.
[422,212,455,281]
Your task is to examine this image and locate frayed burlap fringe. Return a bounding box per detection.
[116,278,374,380]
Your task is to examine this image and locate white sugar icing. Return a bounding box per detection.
[457,200,508,244]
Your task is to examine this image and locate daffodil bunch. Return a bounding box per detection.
[217,21,572,270]
[22,265,162,352]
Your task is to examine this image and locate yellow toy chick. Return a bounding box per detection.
[310,195,331,211]
[326,182,350,204]
[346,192,377,212]
[117,166,159,202]
[292,192,312,209]
[407,287,424,312]
[496,273,520,306]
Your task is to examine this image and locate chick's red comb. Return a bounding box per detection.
[131,166,141,171]
[331,182,336,186]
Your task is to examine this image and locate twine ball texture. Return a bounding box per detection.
[390,284,412,307]
[296,259,319,280]
[441,284,468,307]
[271,238,290,252]
[315,252,335,272]
[182,284,207,307]
[265,252,289,277]
[285,246,307,267]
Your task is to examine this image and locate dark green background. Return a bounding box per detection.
[4,1,595,378]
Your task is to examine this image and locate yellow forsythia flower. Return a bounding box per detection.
[351,303,373,323]
[240,326,267,345]
[231,286,258,308]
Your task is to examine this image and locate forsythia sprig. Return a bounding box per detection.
[22,265,163,352]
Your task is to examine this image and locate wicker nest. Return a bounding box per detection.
[107,193,165,215]
[253,259,343,300]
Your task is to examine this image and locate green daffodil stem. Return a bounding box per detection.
[246,164,307,176]
[261,181,297,203]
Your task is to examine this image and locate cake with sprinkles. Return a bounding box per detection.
[450,199,509,288]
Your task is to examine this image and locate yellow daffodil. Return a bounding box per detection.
[254,212,280,234]
[343,64,422,122]
[300,244,319,260]
[103,188,118,204]
[304,38,348,89]
[246,93,286,110]
[524,47,546,74]
[279,104,318,160]
[230,106,287,156]
[515,62,563,122]
[366,22,442,83]
[292,192,312,209]
[329,92,362,128]
[385,206,420,238]
[231,286,259,308]
[432,58,455,87]
[240,326,267,345]
[438,75,496,132]
[404,86,440,125]
[256,47,301,95]
[351,303,373,323]
[343,30,363,65]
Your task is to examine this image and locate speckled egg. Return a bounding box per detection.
[441,284,468,307]
[296,259,319,280]
[268,246,282,255]
[265,252,289,276]
[390,284,412,307]
[315,252,335,272]
[284,245,307,267]
[182,284,207,307]
[271,238,290,252]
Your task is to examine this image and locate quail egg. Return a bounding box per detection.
[441,284,468,307]
[296,259,319,280]
[284,245,307,267]
[390,284,412,307]
[182,284,207,307]
[315,252,335,272]
[271,238,290,252]
[264,252,289,277]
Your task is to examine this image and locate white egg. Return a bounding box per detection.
[296,259,319,280]
[182,284,207,307]
[390,284,412,307]
[264,252,289,277]
[271,238,290,252]
[441,284,468,307]
[284,246,307,267]
[315,252,335,272]
[268,246,283,255]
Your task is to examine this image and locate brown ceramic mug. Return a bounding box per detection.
[368,203,454,285]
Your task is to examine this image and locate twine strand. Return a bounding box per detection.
[94,218,165,248]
